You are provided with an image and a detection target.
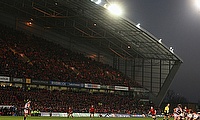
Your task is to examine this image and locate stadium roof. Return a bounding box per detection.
[0,0,184,106]
[0,0,183,62]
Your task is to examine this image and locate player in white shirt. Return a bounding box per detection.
[193,112,199,120]
[24,100,31,120]
[174,104,183,120]
[187,109,199,120]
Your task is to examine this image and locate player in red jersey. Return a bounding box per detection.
[89,105,95,118]
[149,106,156,120]
[67,107,73,118]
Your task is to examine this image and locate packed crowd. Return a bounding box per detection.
[0,24,141,87]
[0,24,150,115]
[0,86,150,115]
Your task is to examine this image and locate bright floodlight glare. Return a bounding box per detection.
[193,0,200,10]
[91,0,101,4]
[107,4,122,16]
[194,0,200,10]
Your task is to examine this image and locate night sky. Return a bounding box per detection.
[119,0,200,102]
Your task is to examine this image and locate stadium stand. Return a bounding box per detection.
[0,24,140,87]
[0,24,148,115]
[0,0,182,116]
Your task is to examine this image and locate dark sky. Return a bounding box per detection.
[119,0,200,102]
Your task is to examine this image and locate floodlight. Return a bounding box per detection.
[107,4,122,16]
[158,39,162,43]
[91,0,102,4]
[195,0,200,9]
[136,23,141,28]
[169,47,174,53]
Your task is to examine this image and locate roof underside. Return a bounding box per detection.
[0,0,182,62]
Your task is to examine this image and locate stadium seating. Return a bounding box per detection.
[0,24,150,115]
[0,24,140,87]
[0,86,151,115]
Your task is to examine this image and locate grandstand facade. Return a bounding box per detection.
[0,0,182,107]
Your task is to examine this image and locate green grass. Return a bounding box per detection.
[0,116,172,120]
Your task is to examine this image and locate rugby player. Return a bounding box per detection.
[24,100,31,120]
[149,106,157,120]
[89,105,95,118]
